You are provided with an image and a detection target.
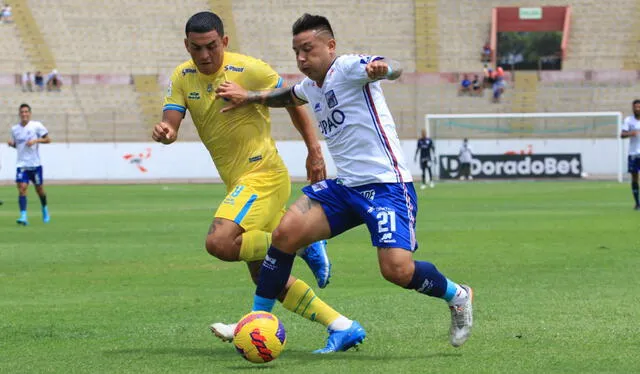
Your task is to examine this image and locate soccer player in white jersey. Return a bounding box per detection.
[216,13,473,352]
[8,103,51,225]
[621,99,640,210]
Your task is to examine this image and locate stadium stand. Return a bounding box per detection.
[0,0,639,141]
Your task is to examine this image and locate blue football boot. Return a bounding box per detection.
[299,240,331,288]
[313,321,366,354]
[42,206,50,223]
[16,211,28,226]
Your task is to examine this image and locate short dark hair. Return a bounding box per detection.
[633,99,640,106]
[292,13,334,38]
[185,11,224,37]
[19,103,31,112]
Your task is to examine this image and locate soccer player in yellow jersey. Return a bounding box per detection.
[152,11,357,351]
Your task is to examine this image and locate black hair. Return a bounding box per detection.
[19,103,31,112]
[185,11,224,37]
[633,99,640,106]
[292,13,334,37]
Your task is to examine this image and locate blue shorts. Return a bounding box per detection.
[16,166,43,185]
[302,179,418,251]
[629,155,640,173]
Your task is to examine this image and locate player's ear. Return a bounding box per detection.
[222,35,229,49]
[327,38,336,52]
[184,38,189,52]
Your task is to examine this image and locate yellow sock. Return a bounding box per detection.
[238,230,271,262]
[282,279,341,327]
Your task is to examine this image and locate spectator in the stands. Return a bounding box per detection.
[471,74,482,96]
[34,71,44,91]
[21,72,33,92]
[46,69,62,91]
[481,41,491,62]
[458,74,472,96]
[0,4,12,23]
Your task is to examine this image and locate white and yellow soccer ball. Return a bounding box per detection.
[233,311,287,364]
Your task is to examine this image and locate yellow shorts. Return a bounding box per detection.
[215,170,291,232]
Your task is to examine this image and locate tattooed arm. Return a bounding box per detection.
[216,82,306,112]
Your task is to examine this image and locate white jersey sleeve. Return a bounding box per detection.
[294,54,412,186]
[337,54,385,85]
[35,121,48,138]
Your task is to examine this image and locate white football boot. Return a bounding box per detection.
[448,285,474,347]
[210,322,237,343]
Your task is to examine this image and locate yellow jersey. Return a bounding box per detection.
[163,52,288,187]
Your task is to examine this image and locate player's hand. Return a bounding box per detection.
[26,139,37,146]
[7,140,15,148]
[365,60,389,80]
[152,122,177,144]
[216,81,249,113]
[306,147,327,183]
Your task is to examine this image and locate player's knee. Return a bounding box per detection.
[205,235,237,262]
[271,219,302,252]
[379,260,413,286]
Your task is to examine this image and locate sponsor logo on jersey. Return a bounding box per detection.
[188,92,200,100]
[207,83,213,93]
[359,55,372,64]
[248,155,263,163]
[182,68,197,76]
[313,102,322,112]
[325,90,338,109]
[166,82,172,97]
[319,109,345,136]
[224,65,244,72]
[360,189,375,200]
[311,180,328,192]
[380,232,395,243]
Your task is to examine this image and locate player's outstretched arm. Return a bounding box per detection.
[286,105,326,183]
[365,58,403,81]
[152,110,182,145]
[216,81,306,112]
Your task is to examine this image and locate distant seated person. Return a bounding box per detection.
[458,74,472,96]
[471,74,482,96]
[34,71,44,91]
[46,69,62,91]
[483,65,494,88]
[0,4,12,23]
[21,71,33,92]
[481,41,491,62]
[492,67,506,103]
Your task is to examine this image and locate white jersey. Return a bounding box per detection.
[11,121,48,167]
[622,116,640,155]
[292,54,412,187]
[459,144,473,163]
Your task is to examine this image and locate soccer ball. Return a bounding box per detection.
[233,311,287,364]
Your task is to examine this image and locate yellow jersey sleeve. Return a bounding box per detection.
[244,59,284,91]
[163,66,188,114]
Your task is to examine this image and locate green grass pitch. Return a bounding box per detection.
[1,181,639,373]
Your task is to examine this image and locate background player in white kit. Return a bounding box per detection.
[621,99,640,210]
[8,103,51,225]
[217,13,473,353]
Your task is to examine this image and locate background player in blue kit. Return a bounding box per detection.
[217,13,474,353]
[8,103,51,225]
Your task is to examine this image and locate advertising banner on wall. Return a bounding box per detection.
[438,153,582,179]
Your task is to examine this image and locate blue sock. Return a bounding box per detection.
[253,246,296,311]
[18,196,27,212]
[405,261,453,299]
[39,194,47,207]
[632,182,639,206]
